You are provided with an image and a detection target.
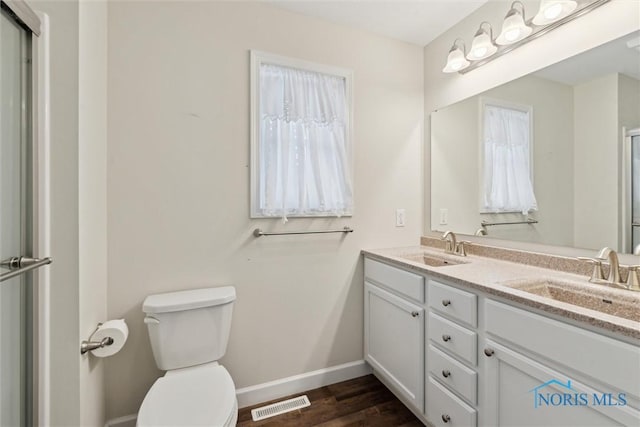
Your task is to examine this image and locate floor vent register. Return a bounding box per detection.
[251,395,311,421]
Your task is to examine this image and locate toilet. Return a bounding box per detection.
[137,286,238,427]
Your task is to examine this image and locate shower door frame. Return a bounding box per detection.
[1,1,50,426]
[623,127,640,254]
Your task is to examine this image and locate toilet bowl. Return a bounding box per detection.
[137,287,237,426]
[137,363,237,426]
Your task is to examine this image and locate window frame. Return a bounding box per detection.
[478,96,535,214]
[249,50,354,219]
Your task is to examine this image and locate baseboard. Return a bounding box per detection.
[104,414,137,427]
[236,360,372,408]
[103,360,372,426]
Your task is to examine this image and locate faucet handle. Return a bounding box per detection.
[625,265,640,291]
[577,257,605,282]
[455,241,471,257]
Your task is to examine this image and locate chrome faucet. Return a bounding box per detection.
[597,247,621,285]
[441,231,469,257]
[475,228,487,236]
[579,247,640,291]
[442,231,457,254]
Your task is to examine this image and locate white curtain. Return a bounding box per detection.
[482,104,538,214]
[258,63,352,219]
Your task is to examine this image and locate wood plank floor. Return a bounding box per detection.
[237,374,424,427]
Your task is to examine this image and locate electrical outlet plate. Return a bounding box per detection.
[439,208,448,225]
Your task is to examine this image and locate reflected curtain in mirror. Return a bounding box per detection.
[481,100,537,215]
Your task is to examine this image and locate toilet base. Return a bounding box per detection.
[137,363,237,427]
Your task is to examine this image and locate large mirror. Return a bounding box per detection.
[431,31,640,254]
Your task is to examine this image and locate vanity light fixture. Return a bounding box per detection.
[442,39,470,73]
[496,2,532,45]
[444,0,610,75]
[467,22,497,60]
[532,0,578,25]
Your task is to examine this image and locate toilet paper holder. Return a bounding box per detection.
[80,323,114,355]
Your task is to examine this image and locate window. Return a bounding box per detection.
[250,51,353,220]
[480,98,537,214]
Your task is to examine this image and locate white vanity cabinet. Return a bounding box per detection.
[426,280,479,427]
[364,259,425,411]
[363,254,640,427]
[482,300,640,427]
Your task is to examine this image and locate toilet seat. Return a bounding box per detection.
[137,363,237,427]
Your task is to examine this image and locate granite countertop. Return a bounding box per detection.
[362,245,640,340]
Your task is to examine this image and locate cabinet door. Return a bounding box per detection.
[482,340,639,427]
[364,281,424,411]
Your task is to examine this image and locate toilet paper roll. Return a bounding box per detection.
[90,319,129,357]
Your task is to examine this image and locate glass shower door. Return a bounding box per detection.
[0,7,32,426]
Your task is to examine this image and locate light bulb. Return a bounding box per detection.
[472,47,488,58]
[544,3,563,19]
[504,28,521,42]
[496,2,532,46]
[442,40,470,73]
[450,60,464,71]
[533,1,577,25]
[466,23,497,61]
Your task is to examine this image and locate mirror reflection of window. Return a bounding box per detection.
[480,98,537,215]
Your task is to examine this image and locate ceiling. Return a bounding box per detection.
[267,0,489,47]
[534,30,640,85]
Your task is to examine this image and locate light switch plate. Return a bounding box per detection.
[440,208,448,225]
[396,209,406,227]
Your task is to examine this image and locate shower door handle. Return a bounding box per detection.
[0,256,53,283]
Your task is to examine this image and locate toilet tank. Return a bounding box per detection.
[143,286,236,371]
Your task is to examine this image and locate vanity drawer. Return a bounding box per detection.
[427,376,477,427]
[428,344,477,405]
[485,300,640,401]
[364,258,425,303]
[429,313,477,366]
[429,280,477,327]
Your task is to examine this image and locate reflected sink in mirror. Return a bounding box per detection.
[504,279,640,322]
[400,252,469,267]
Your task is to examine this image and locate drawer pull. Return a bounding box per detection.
[442,299,451,307]
[484,348,495,357]
[411,311,420,318]
[442,414,451,423]
[442,369,451,378]
[442,334,451,342]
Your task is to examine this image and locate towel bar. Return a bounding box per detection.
[253,226,353,237]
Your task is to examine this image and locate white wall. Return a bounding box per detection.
[78,0,108,425]
[106,1,423,419]
[431,75,574,246]
[423,0,640,241]
[573,73,640,251]
[618,75,640,133]
[28,1,81,424]
[27,0,109,424]
[573,74,619,250]
[617,74,640,249]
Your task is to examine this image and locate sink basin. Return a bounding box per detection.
[400,253,469,267]
[506,279,640,322]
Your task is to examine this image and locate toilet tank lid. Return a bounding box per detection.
[143,286,236,314]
